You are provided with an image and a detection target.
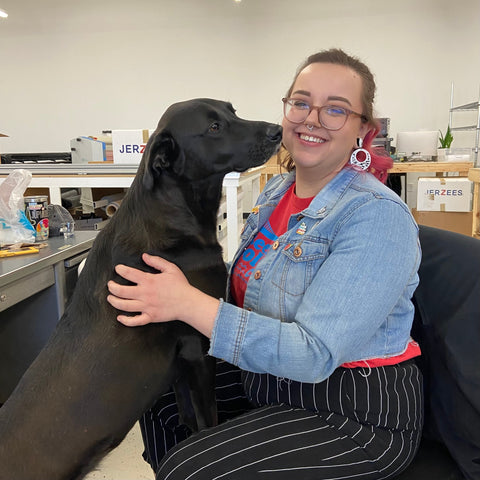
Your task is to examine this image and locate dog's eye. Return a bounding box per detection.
[208,122,221,133]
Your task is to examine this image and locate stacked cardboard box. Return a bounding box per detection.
[415,177,473,236]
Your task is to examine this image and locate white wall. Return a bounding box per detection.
[0,0,479,153]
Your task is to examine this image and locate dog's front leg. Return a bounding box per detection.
[173,376,198,432]
[188,355,218,430]
[177,334,218,431]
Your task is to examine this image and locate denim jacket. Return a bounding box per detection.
[209,167,421,383]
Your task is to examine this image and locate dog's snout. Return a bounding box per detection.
[266,125,283,143]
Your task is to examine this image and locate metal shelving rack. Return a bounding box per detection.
[448,83,480,167]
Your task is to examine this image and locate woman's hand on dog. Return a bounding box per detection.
[106,253,219,337]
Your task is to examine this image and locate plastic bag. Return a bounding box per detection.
[0,169,36,246]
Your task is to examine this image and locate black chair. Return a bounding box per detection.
[395,226,480,480]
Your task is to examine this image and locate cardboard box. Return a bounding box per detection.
[412,208,473,236]
[416,177,472,212]
[112,129,154,164]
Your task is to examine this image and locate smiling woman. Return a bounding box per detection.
[280,59,372,196]
[280,50,393,188]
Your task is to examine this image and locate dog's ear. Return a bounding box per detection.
[142,132,185,190]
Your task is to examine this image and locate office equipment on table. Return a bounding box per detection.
[396,131,439,161]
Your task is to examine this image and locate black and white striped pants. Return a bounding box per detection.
[142,360,423,480]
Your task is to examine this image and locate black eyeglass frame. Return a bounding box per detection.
[282,97,368,131]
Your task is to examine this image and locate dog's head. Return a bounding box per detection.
[141,98,282,190]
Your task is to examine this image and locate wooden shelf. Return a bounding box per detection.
[468,168,480,237]
[389,161,473,175]
[468,167,480,183]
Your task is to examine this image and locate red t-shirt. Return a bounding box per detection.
[230,182,420,368]
[231,183,311,306]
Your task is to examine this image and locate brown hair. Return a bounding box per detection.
[282,48,378,172]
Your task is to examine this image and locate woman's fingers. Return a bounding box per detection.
[142,253,174,272]
[111,256,178,288]
[107,279,132,299]
[107,283,155,326]
[116,313,153,327]
[106,290,140,311]
[113,264,148,285]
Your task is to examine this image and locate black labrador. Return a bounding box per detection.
[0,98,282,479]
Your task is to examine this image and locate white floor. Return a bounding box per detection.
[84,422,154,480]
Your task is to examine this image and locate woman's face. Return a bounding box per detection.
[282,62,370,179]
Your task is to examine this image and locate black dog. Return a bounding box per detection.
[0,98,282,479]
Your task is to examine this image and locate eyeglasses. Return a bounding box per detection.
[282,97,367,131]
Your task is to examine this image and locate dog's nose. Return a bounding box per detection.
[266,125,283,143]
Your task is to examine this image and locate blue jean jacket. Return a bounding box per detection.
[209,167,421,383]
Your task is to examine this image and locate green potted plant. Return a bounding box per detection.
[437,126,453,161]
